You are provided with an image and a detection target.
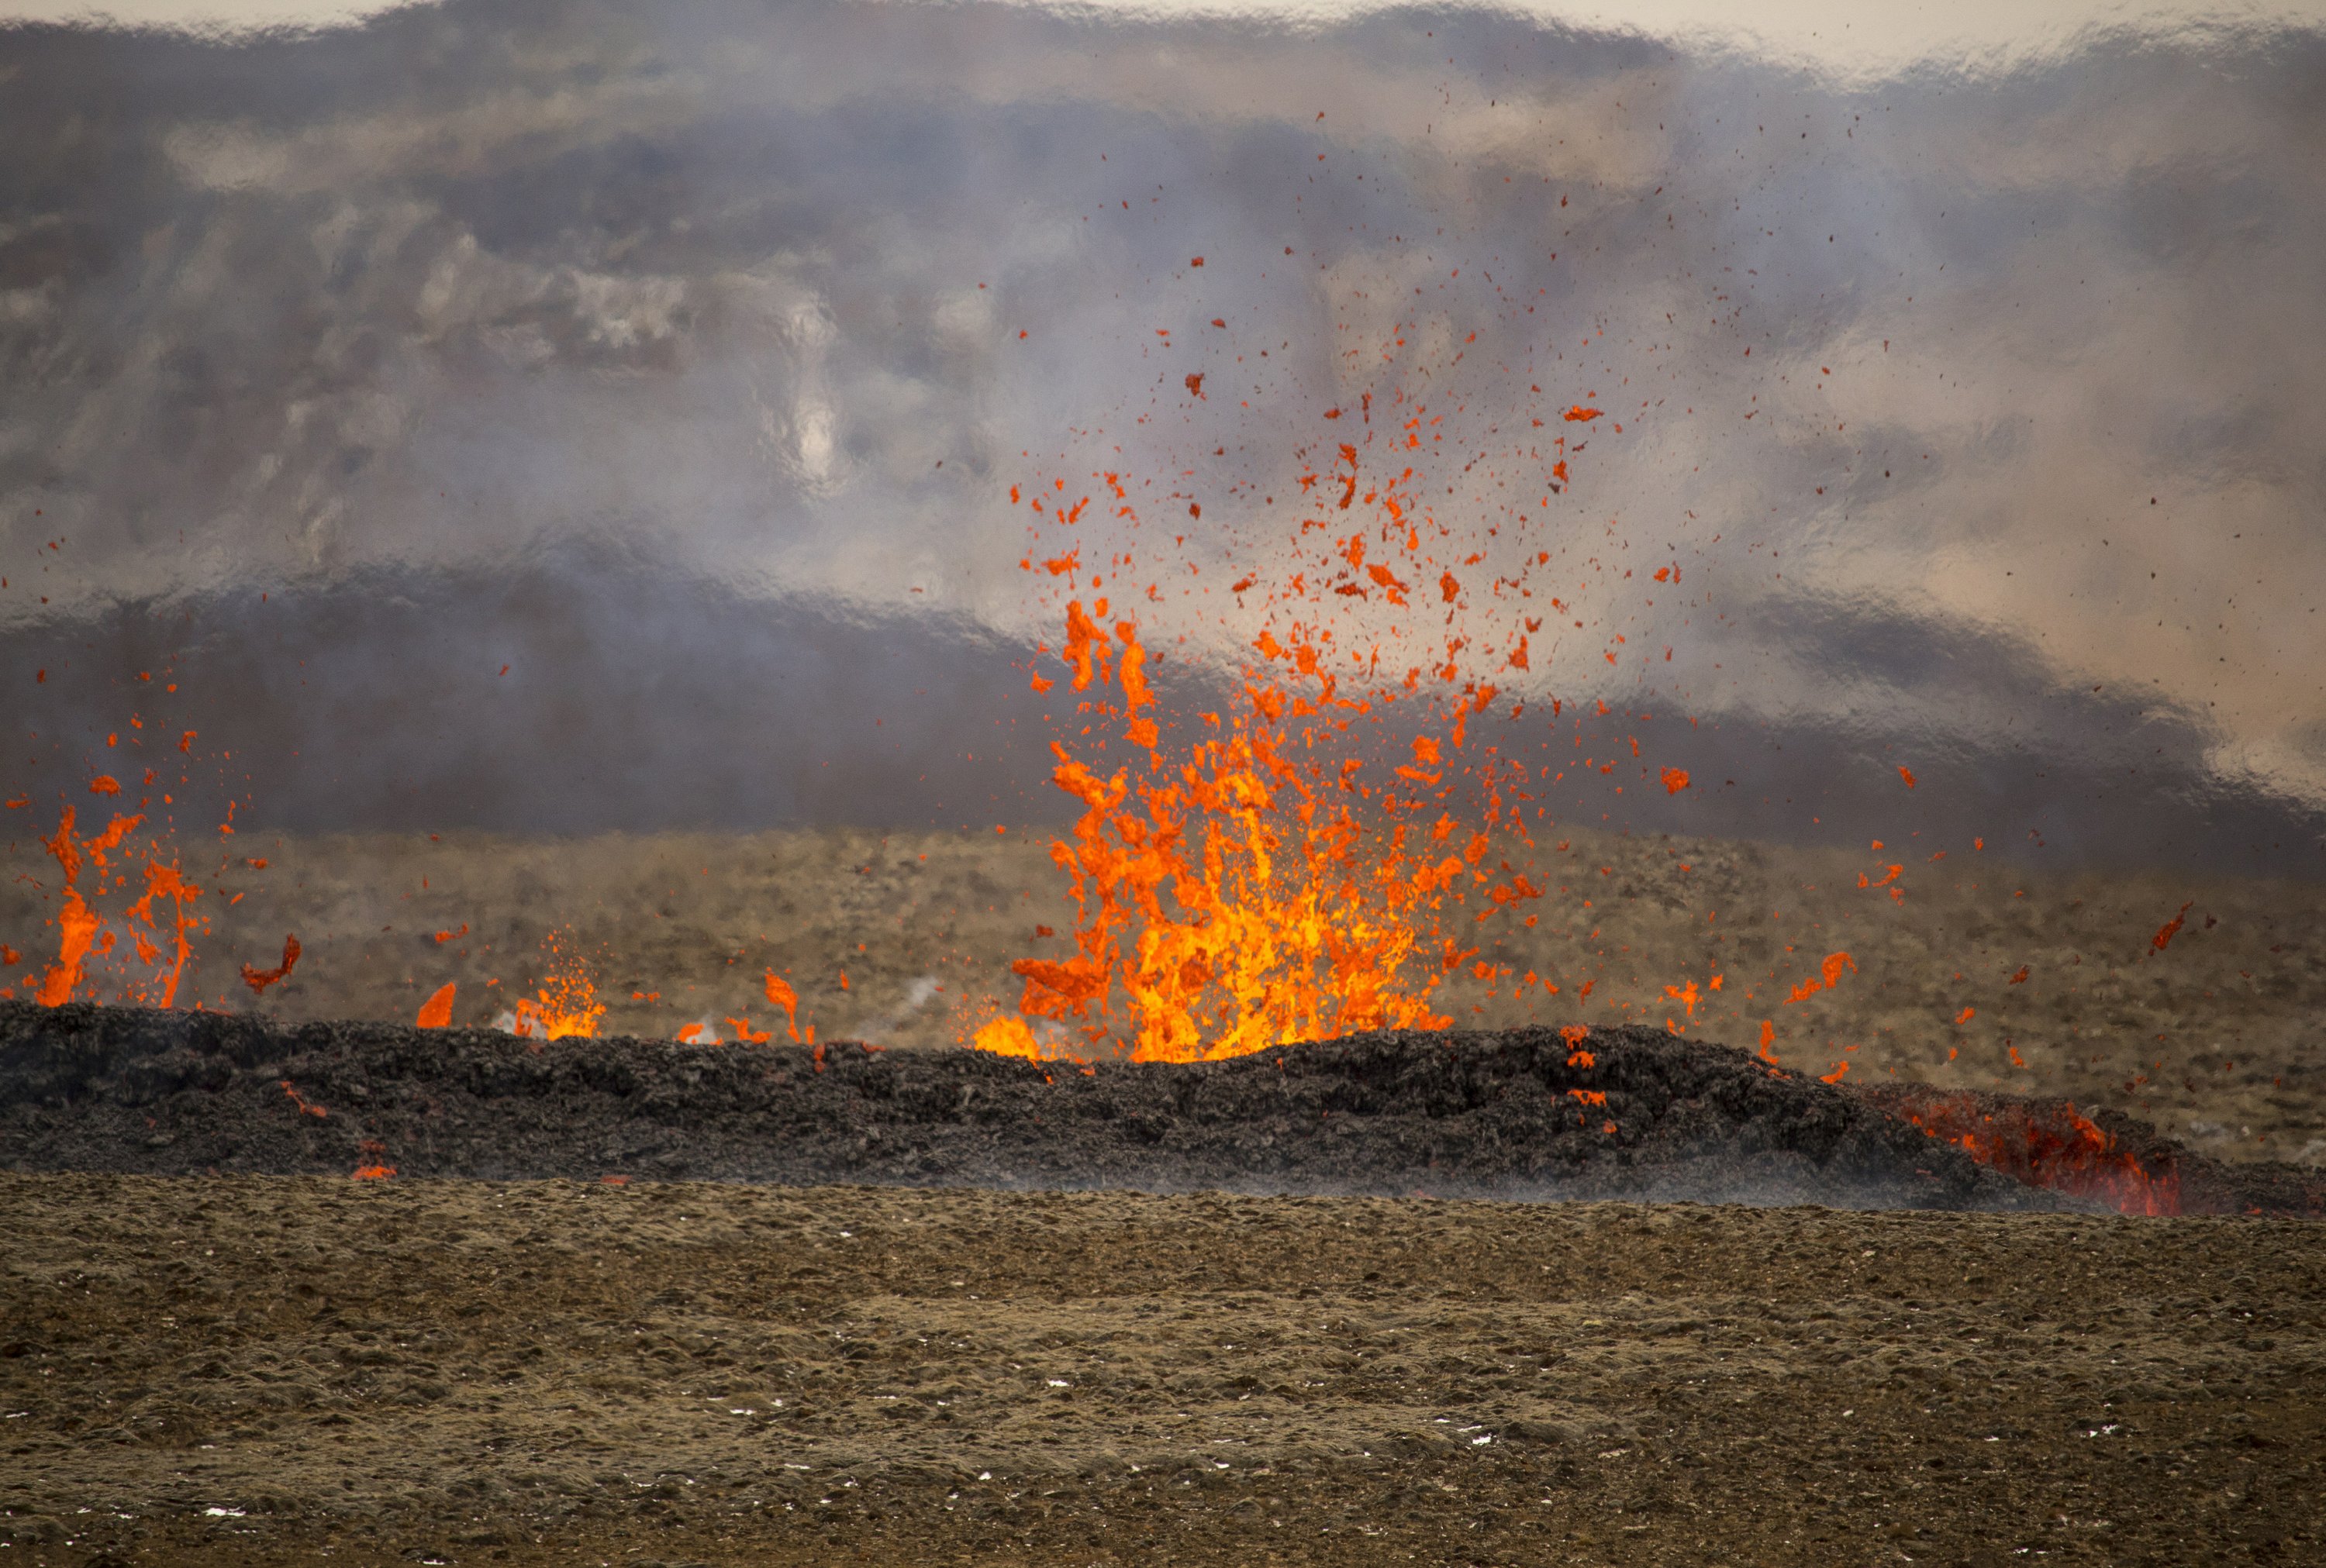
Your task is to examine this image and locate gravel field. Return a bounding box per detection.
[2,1173,2320,1566]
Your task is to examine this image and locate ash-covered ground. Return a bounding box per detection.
[2,1174,2321,1566]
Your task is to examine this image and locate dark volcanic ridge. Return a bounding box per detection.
[1,1001,2313,1213]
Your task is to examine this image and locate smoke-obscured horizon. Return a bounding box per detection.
[9,553,2317,877]
[4,0,2323,874]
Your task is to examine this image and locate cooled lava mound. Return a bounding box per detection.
[3,1000,2315,1214]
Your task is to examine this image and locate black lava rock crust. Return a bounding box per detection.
[0,1000,2080,1211]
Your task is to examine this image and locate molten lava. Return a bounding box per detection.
[240,933,302,996]
[416,981,456,1029]
[1006,633,1461,1060]
[6,298,2253,1222]
[978,439,1567,1063]
[506,930,606,1041]
[1885,1087,2181,1217]
[21,805,205,1010]
[763,970,813,1044]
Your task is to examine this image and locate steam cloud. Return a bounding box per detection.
[2,0,2321,870]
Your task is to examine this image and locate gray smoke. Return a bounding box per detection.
[2,0,2321,871]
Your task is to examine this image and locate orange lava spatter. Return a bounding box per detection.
[763,970,813,1045]
[1006,624,1460,1061]
[26,805,205,1009]
[509,930,606,1041]
[975,434,1576,1063]
[123,860,202,1008]
[240,933,302,996]
[972,1015,1047,1060]
[416,981,457,1029]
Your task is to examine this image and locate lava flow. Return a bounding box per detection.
[1879,1087,2182,1217]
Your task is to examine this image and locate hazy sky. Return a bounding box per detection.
[2,0,2321,863]
[8,0,2324,72]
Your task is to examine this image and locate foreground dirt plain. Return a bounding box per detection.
[2,1173,2320,1566]
[4,825,2320,1161]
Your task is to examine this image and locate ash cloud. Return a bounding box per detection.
[1,0,2321,871]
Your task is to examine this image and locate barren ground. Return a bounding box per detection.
[2,1173,2321,1567]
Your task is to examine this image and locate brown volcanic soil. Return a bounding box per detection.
[2,1173,2321,1567]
